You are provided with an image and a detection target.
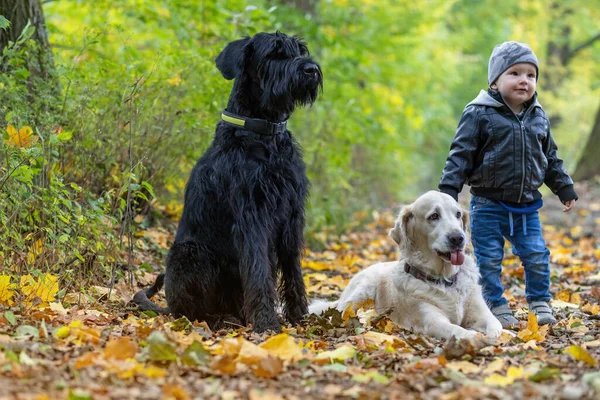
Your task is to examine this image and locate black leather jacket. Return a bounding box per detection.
[439,89,577,204]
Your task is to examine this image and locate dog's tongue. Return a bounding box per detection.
[451,250,465,266]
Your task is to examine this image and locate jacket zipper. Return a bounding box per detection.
[511,107,533,202]
[518,119,525,202]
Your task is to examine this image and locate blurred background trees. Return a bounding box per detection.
[1,0,599,283]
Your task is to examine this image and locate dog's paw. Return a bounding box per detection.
[453,328,478,340]
[254,323,282,334]
[252,317,282,334]
[485,320,503,339]
[285,304,309,325]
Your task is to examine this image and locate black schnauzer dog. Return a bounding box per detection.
[133,32,322,333]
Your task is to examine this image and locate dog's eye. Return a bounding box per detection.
[456,211,461,219]
[428,213,439,221]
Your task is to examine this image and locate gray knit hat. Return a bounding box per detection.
[488,41,539,86]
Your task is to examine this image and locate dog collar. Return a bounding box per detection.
[404,263,458,287]
[221,110,288,136]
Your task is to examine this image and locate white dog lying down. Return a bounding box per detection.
[309,191,502,340]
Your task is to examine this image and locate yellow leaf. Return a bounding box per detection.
[517,312,548,342]
[484,373,515,387]
[555,290,571,302]
[446,360,481,374]
[104,337,138,360]
[237,338,269,365]
[484,366,527,386]
[49,302,67,315]
[313,345,355,365]
[363,331,406,349]
[582,303,600,315]
[5,124,36,148]
[144,365,168,378]
[252,355,284,378]
[355,298,376,310]
[54,326,71,339]
[382,320,395,334]
[20,274,60,307]
[163,384,190,400]
[210,354,238,374]
[556,290,582,305]
[167,74,182,86]
[342,303,356,324]
[0,275,17,305]
[74,351,99,369]
[483,358,505,375]
[260,333,304,361]
[565,345,597,366]
[61,320,100,346]
[302,260,333,271]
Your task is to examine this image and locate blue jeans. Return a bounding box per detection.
[469,195,551,308]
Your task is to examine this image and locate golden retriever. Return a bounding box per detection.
[309,191,502,340]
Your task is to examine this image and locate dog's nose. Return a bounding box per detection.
[303,63,319,75]
[448,233,465,248]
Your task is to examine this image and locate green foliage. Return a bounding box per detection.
[0,14,10,30]
[0,37,118,286]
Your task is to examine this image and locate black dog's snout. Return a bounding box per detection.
[448,233,465,248]
[303,63,319,75]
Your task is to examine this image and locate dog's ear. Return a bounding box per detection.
[389,205,413,246]
[216,37,251,80]
[461,208,470,234]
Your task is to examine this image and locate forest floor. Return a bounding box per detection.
[1,182,600,400]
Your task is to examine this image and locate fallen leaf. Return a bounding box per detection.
[445,360,482,374]
[104,337,137,360]
[313,345,355,365]
[260,333,304,361]
[163,384,190,400]
[363,331,406,349]
[564,345,597,366]
[517,312,548,342]
[252,355,284,378]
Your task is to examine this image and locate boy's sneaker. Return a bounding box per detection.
[529,301,557,325]
[491,303,518,328]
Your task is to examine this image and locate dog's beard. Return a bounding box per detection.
[259,58,322,115]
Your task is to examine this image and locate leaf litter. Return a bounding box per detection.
[1,183,600,399]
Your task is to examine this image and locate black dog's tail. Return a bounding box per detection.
[133,273,169,314]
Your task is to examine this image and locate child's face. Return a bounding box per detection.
[491,62,537,110]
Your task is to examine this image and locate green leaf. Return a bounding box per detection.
[4,311,16,325]
[73,249,85,262]
[68,389,92,400]
[0,15,10,30]
[16,21,35,44]
[57,130,73,142]
[15,325,39,340]
[529,367,561,382]
[352,371,389,384]
[170,316,192,332]
[146,331,177,362]
[181,340,211,366]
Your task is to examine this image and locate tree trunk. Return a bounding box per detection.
[0,0,53,75]
[573,102,600,181]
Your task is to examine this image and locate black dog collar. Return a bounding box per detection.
[404,263,458,287]
[221,110,288,136]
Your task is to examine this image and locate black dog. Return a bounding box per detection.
[133,32,322,333]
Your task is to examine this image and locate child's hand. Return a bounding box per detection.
[563,199,576,212]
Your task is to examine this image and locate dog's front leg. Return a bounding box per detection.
[278,210,309,325]
[416,303,477,340]
[235,222,281,333]
[464,290,503,339]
